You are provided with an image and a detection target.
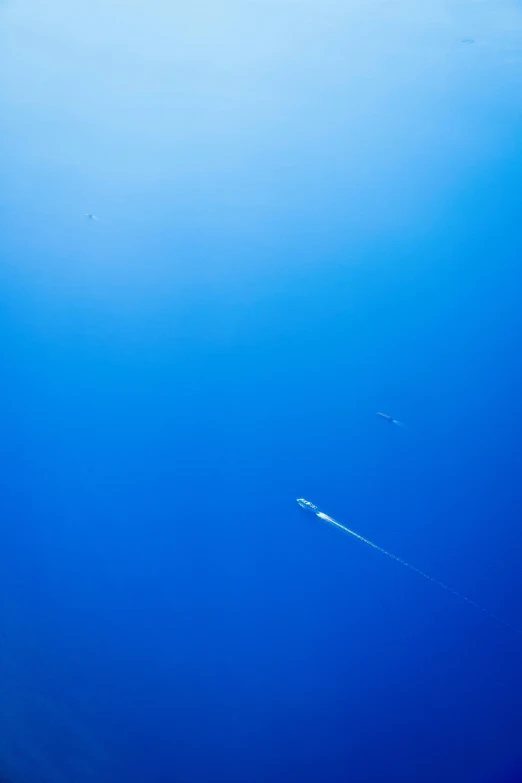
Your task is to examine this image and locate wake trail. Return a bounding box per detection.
[316,512,521,634]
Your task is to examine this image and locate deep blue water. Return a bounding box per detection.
[2,3,522,782]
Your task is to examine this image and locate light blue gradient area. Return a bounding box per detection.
[2,2,522,782]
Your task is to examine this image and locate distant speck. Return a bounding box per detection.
[461,38,475,44]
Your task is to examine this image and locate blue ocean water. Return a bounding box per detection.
[2,2,522,782]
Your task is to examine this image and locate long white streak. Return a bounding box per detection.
[316,512,521,634]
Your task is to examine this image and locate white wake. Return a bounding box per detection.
[316,512,520,634]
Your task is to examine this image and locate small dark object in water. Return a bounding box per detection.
[376,411,403,427]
